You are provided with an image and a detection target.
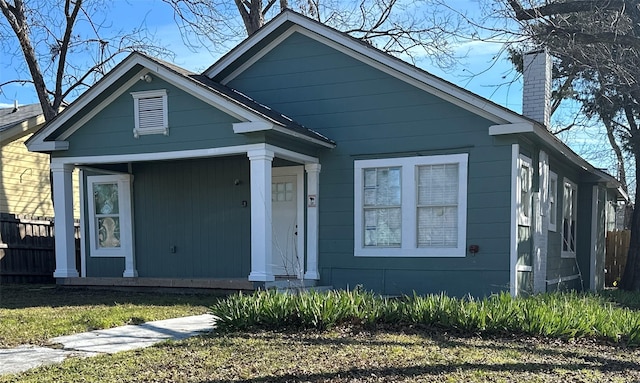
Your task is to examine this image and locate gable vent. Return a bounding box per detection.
[131,89,168,137]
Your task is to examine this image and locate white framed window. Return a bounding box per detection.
[354,153,468,257]
[548,171,558,232]
[87,174,133,258]
[517,154,533,226]
[561,178,577,258]
[131,89,168,137]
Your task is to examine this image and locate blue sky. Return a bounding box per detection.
[0,0,522,112]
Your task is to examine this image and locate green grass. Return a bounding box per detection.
[4,331,640,382]
[0,284,216,347]
[211,289,640,345]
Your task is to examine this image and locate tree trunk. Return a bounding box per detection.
[621,151,640,290]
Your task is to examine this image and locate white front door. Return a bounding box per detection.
[272,167,303,277]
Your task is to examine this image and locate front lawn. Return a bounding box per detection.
[3,330,640,382]
[0,284,215,347]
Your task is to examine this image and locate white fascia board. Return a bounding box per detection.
[209,12,524,125]
[28,140,69,151]
[27,54,150,150]
[233,121,335,148]
[233,121,274,133]
[488,122,535,135]
[49,143,319,167]
[491,122,599,175]
[32,53,283,151]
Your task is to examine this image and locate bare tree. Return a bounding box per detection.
[0,0,171,121]
[504,0,640,290]
[165,0,464,68]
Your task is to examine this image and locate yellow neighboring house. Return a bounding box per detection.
[0,103,78,218]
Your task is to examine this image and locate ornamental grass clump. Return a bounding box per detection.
[210,289,640,345]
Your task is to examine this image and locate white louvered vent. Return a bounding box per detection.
[131,89,168,137]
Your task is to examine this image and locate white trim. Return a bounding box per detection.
[248,148,275,282]
[546,274,581,285]
[50,143,319,168]
[272,166,305,278]
[353,153,468,257]
[509,144,519,297]
[58,69,148,141]
[86,175,134,260]
[516,265,533,272]
[304,163,321,280]
[27,141,69,151]
[517,154,533,227]
[51,163,79,278]
[488,122,535,136]
[131,89,169,138]
[27,54,329,152]
[233,121,274,133]
[79,169,87,278]
[590,185,599,291]
[561,178,578,259]
[207,13,524,125]
[548,171,558,232]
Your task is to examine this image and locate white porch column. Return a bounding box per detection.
[247,149,275,282]
[51,162,79,278]
[304,163,321,280]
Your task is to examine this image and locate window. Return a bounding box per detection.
[562,178,577,258]
[354,154,468,257]
[548,171,558,232]
[517,155,532,226]
[87,174,133,258]
[131,89,168,137]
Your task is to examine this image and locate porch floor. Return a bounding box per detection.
[57,277,255,291]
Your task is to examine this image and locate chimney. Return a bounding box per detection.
[522,49,552,127]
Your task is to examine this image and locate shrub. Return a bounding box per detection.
[210,289,640,345]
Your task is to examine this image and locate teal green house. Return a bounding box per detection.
[27,11,626,296]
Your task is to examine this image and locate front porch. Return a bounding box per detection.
[50,143,323,286]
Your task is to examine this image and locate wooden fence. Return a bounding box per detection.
[605,230,631,287]
[0,213,80,284]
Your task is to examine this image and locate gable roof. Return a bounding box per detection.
[0,103,45,145]
[26,52,335,152]
[204,10,626,193]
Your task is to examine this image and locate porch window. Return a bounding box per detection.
[354,154,468,257]
[131,89,168,137]
[562,178,577,258]
[549,171,558,231]
[87,174,133,258]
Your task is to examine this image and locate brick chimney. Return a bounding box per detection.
[522,49,552,127]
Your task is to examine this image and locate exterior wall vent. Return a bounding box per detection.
[131,89,168,138]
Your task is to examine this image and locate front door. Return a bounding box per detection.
[272,167,302,277]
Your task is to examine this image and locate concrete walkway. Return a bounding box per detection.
[0,314,215,376]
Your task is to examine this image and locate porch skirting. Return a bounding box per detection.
[57,277,255,291]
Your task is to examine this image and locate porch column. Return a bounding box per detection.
[51,162,78,278]
[247,149,275,282]
[304,163,321,280]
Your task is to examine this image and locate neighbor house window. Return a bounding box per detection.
[354,154,468,257]
[131,89,168,137]
[562,178,577,257]
[548,171,558,232]
[87,174,133,258]
[517,155,532,226]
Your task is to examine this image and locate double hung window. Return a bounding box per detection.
[354,154,468,257]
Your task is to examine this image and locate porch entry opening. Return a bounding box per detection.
[272,167,302,277]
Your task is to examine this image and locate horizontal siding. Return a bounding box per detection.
[57,78,248,158]
[132,156,251,278]
[1,134,79,218]
[227,32,514,296]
